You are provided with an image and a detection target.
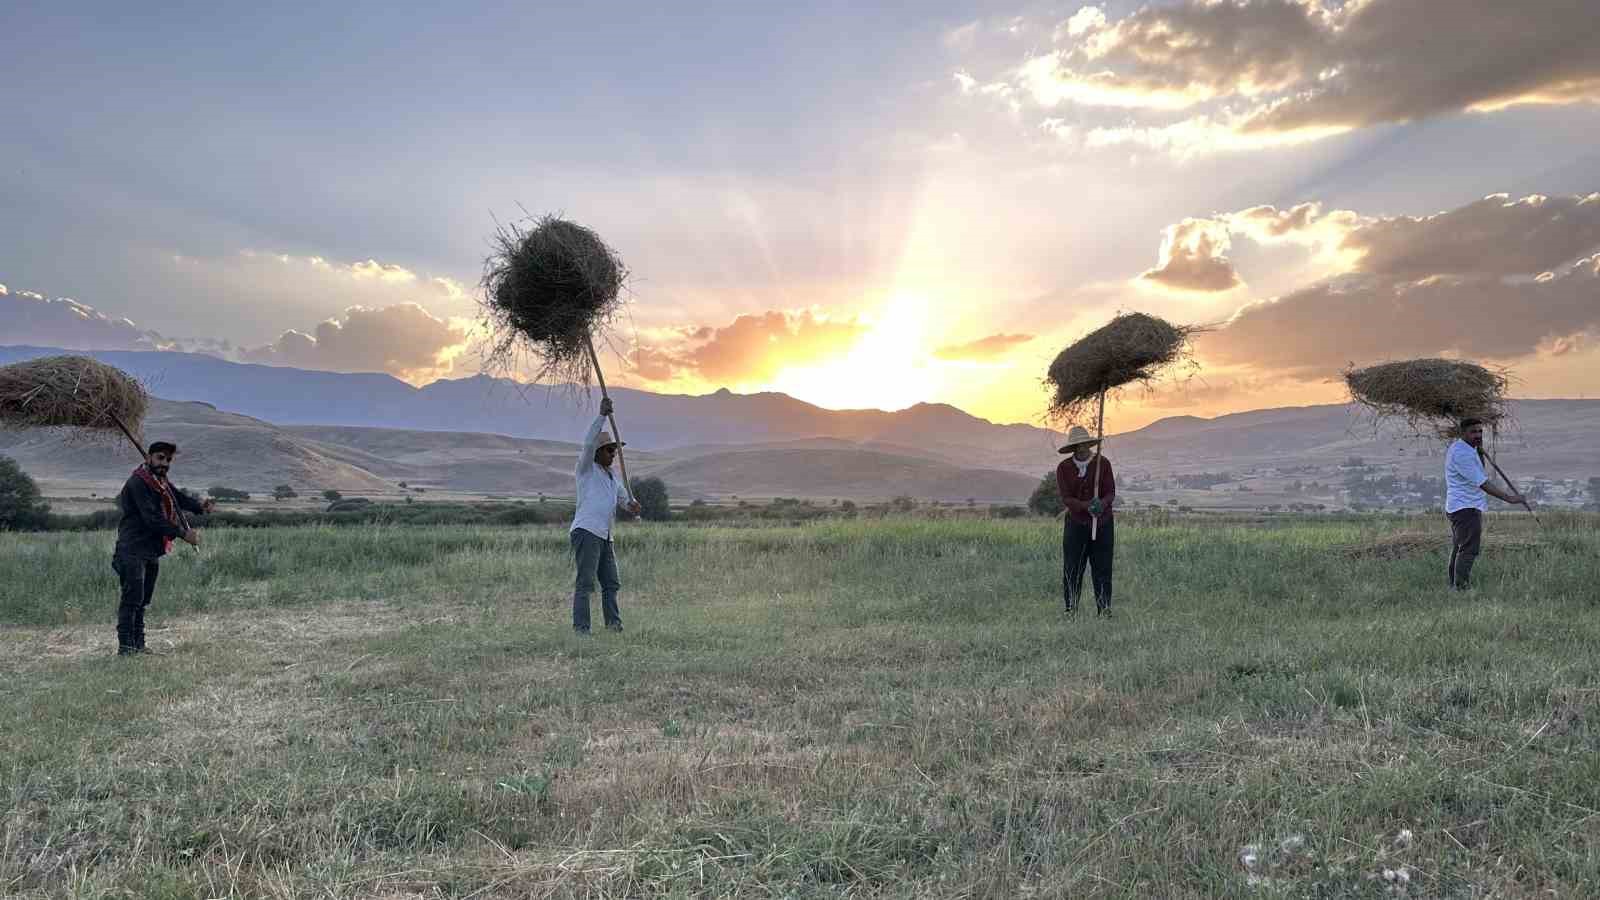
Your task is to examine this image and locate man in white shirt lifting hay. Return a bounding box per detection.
[570,397,641,634]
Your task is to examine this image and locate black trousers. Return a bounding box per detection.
[1063,516,1114,612]
[113,555,160,650]
[1447,509,1482,590]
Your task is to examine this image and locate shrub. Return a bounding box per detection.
[1027,472,1064,517]
[208,485,250,502]
[632,477,671,521]
[0,457,51,530]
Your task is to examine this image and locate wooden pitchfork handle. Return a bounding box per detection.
[1481,449,1540,524]
[583,334,635,504]
[1091,388,1105,540]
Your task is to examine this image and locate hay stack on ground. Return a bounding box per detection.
[1046,312,1200,423]
[1343,358,1509,439]
[480,214,628,386]
[0,356,149,450]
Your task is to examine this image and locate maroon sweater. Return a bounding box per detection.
[1056,455,1116,526]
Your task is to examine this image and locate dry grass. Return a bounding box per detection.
[0,355,148,441]
[1344,358,1511,439]
[479,214,628,387]
[3,517,1600,897]
[1045,312,1201,425]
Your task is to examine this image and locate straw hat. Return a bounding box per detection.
[596,432,625,450]
[1057,425,1100,453]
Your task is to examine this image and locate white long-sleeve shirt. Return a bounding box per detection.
[1444,438,1489,513]
[570,415,630,540]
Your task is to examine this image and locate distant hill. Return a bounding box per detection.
[0,398,1040,503]
[0,346,1062,470]
[0,399,395,494]
[2,346,1594,507]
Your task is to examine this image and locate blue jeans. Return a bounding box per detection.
[571,528,621,631]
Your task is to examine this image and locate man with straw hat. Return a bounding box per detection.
[1056,425,1116,618]
[570,397,642,635]
[112,440,211,655]
[1444,417,1528,591]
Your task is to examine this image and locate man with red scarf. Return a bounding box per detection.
[112,441,211,655]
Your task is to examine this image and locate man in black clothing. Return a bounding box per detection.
[112,441,211,655]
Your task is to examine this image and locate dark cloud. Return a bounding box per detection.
[998,0,1600,153]
[933,333,1035,361]
[1201,192,1600,375]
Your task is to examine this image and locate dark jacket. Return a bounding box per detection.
[114,472,205,559]
[1056,455,1116,526]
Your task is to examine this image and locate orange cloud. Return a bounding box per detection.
[629,310,868,385]
[1138,218,1242,293]
[933,333,1035,361]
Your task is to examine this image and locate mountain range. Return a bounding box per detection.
[2,346,1595,504]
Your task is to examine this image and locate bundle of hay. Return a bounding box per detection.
[1046,312,1200,423]
[479,214,628,385]
[0,356,148,446]
[1342,358,1509,438]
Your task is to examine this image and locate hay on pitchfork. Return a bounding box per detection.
[0,355,148,439]
[479,214,628,386]
[1046,312,1202,423]
[1343,358,1510,439]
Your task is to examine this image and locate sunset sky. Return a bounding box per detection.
[3,1,1598,432]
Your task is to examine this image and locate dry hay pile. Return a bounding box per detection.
[480,214,628,385]
[1343,358,1510,439]
[1344,531,1543,561]
[0,355,148,439]
[1046,312,1201,423]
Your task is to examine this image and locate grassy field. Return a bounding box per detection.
[2,512,1598,898]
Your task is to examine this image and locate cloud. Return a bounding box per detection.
[0,285,164,350]
[1138,217,1243,293]
[1196,192,1600,376]
[965,0,1600,155]
[933,333,1035,361]
[627,310,869,385]
[240,303,471,384]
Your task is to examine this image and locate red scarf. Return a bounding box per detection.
[135,464,180,554]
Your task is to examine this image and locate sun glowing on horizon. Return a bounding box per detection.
[767,292,940,411]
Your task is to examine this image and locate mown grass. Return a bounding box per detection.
[1,511,1598,898]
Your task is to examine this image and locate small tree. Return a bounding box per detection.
[208,485,249,502]
[0,456,50,530]
[323,489,343,503]
[631,477,671,521]
[273,484,297,501]
[1027,471,1064,517]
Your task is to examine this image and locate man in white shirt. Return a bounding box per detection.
[570,397,641,634]
[1443,417,1526,591]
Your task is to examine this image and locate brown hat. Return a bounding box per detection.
[1057,425,1100,453]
